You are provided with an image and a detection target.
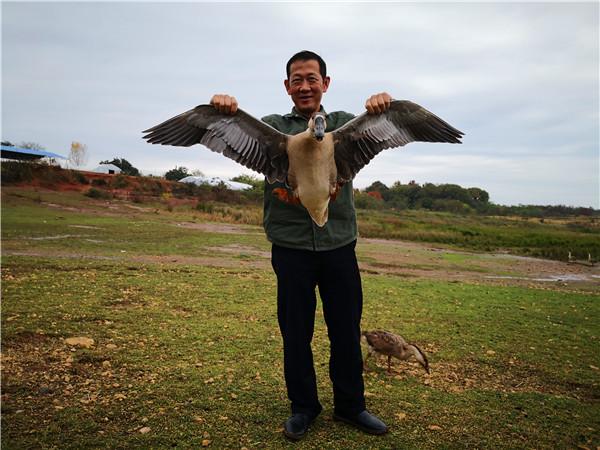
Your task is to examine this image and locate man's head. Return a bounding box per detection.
[284,50,330,117]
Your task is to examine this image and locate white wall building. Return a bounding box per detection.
[92,164,122,175]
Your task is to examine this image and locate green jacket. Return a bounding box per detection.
[261,106,357,251]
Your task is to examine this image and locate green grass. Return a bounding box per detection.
[2,187,600,449]
[357,208,600,261]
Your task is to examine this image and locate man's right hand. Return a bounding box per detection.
[210,94,238,115]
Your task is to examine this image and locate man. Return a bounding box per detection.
[210,50,391,441]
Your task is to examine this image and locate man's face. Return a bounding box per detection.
[284,59,330,116]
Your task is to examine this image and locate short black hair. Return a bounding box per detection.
[286,50,327,79]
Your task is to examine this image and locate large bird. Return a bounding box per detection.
[143,101,463,226]
[362,330,430,374]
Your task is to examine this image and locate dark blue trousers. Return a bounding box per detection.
[271,240,366,418]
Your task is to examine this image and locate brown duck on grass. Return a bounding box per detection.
[362,330,430,374]
[143,100,463,227]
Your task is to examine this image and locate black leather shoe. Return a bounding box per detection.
[283,413,313,441]
[333,410,388,435]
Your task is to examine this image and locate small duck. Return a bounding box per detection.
[143,100,463,226]
[362,330,430,374]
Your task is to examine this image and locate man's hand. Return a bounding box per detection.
[210,94,238,115]
[365,92,392,114]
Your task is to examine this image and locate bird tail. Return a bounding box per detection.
[360,330,370,345]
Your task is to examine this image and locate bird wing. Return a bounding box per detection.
[364,330,405,355]
[332,100,464,183]
[143,105,289,183]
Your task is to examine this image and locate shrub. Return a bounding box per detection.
[73,172,89,184]
[1,161,34,184]
[110,174,129,189]
[354,191,385,210]
[91,178,108,187]
[84,188,112,199]
[196,202,215,214]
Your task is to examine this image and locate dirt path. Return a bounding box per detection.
[4,235,599,293]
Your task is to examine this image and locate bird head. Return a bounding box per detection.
[410,343,430,374]
[309,112,327,141]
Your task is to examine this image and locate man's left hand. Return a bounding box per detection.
[365,92,393,114]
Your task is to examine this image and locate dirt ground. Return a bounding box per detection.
[6,220,599,294]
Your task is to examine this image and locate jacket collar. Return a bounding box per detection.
[284,105,328,120]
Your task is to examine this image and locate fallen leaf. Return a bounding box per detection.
[486,350,496,356]
[65,337,94,348]
[395,412,407,420]
[201,439,211,447]
[139,427,151,434]
[428,425,442,431]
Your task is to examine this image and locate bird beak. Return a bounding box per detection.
[313,116,325,141]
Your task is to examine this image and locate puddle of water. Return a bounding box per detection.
[486,274,596,282]
[69,225,103,230]
[29,234,83,241]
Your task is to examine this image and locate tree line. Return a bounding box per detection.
[356,180,598,217]
[4,144,595,217]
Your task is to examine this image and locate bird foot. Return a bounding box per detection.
[329,183,343,202]
[272,188,301,205]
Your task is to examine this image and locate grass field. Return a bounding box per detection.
[2,187,599,449]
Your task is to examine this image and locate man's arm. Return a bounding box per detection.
[210,94,238,115]
[210,92,391,115]
[365,92,392,114]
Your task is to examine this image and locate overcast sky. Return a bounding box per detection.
[2,2,598,207]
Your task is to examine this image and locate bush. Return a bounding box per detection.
[196,202,215,214]
[84,188,112,199]
[164,166,190,181]
[91,178,108,187]
[110,174,129,189]
[354,191,385,210]
[1,161,34,184]
[73,172,89,184]
[431,199,473,214]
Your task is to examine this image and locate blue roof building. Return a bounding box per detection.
[1,145,67,161]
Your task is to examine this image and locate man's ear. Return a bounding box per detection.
[284,79,292,95]
[322,76,331,93]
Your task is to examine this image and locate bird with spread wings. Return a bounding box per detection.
[143,100,463,226]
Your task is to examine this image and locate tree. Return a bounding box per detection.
[164,166,190,181]
[467,187,489,204]
[19,142,45,150]
[68,141,88,168]
[365,180,389,193]
[99,158,140,176]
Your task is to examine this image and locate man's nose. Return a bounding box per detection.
[299,80,311,91]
